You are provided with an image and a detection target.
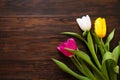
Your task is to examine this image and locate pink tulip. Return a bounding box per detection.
[57,38,77,57]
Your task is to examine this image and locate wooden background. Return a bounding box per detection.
[0,0,120,80]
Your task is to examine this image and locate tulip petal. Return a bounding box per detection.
[67,38,77,50]
[86,15,91,29]
[57,38,77,57]
[76,15,91,31]
[94,17,106,38]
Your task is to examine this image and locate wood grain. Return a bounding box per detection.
[0,0,120,80]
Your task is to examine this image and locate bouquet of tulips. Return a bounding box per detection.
[52,15,120,80]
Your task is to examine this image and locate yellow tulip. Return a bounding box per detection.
[94,17,106,38]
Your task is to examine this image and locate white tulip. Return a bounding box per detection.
[76,15,91,31]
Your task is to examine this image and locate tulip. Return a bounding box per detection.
[57,38,77,57]
[76,15,91,31]
[94,17,106,38]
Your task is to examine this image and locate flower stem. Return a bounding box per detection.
[87,32,101,69]
[52,58,90,80]
[101,38,107,52]
[71,56,85,75]
[71,56,97,80]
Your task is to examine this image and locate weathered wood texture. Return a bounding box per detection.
[0,0,120,80]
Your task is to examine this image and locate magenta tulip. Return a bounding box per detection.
[57,38,77,57]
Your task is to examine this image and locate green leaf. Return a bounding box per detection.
[71,57,96,80]
[114,65,119,74]
[112,42,120,63]
[82,30,89,37]
[95,44,98,53]
[107,60,117,80]
[52,58,90,80]
[66,49,94,67]
[105,29,115,50]
[92,32,101,45]
[92,32,105,56]
[102,52,117,80]
[102,51,116,67]
[66,49,106,80]
[87,32,101,69]
[66,49,97,70]
[61,32,87,43]
[79,60,97,80]
[101,62,109,80]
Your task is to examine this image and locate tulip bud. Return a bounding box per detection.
[76,15,91,31]
[57,38,77,57]
[94,17,106,38]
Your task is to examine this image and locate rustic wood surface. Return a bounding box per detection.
[0,0,120,80]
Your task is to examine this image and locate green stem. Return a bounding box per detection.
[110,73,117,80]
[88,44,101,69]
[77,58,97,80]
[52,58,90,80]
[101,38,107,52]
[87,32,101,70]
[71,56,97,80]
[73,55,107,80]
[92,64,106,80]
[71,56,84,74]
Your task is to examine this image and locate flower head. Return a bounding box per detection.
[76,15,91,31]
[57,38,77,57]
[94,17,106,38]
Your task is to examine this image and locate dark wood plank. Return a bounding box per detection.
[0,17,83,80]
[0,0,119,17]
[0,0,120,80]
[0,16,120,80]
[0,16,120,60]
